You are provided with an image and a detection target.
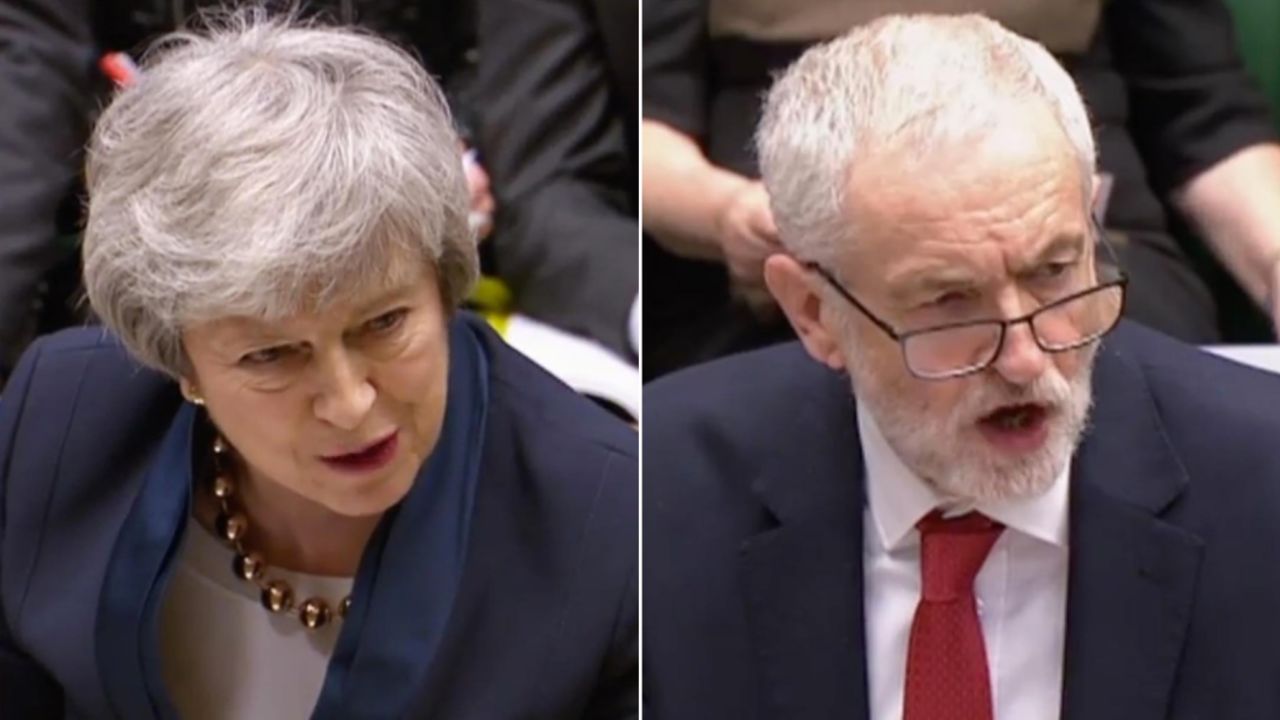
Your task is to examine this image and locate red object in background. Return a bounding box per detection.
[99,52,139,88]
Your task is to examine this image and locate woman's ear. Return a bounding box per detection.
[179,377,206,406]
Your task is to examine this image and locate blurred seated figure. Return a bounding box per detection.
[0,14,636,717]
[474,0,639,361]
[642,0,1280,378]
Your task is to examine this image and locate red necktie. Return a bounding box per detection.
[903,511,1005,720]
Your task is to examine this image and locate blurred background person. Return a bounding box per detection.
[474,0,639,362]
[643,0,1280,378]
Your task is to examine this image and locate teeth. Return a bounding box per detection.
[995,409,1031,429]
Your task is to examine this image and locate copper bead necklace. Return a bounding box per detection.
[209,435,351,630]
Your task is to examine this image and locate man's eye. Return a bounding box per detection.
[365,308,408,334]
[929,290,972,307]
[1037,261,1074,279]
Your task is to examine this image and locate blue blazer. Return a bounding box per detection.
[0,314,637,719]
[644,321,1280,719]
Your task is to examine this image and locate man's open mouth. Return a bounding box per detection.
[980,403,1047,430]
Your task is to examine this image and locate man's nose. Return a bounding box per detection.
[987,287,1051,385]
[988,315,1051,385]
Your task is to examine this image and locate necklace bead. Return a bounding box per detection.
[211,433,350,631]
[233,551,265,581]
[261,580,294,613]
[212,475,234,500]
[299,598,333,629]
[215,511,249,543]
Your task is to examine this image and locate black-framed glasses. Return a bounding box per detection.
[807,221,1129,380]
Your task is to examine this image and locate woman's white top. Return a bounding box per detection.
[159,517,355,720]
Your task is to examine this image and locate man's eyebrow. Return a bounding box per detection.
[1026,233,1087,264]
[883,232,1088,302]
[885,266,984,304]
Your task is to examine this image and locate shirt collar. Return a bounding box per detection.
[857,400,1070,551]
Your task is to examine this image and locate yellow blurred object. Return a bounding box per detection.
[468,276,514,336]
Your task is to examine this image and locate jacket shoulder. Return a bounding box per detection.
[646,340,828,440]
[1,329,180,662]
[1,327,176,445]
[642,341,855,552]
[468,318,637,544]
[1102,322,1280,513]
[645,341,836,484]
[1107,321,1280,439]
[475,318,636,463]
[1,326,179,529]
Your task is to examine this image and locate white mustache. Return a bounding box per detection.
[961,373,1073,423]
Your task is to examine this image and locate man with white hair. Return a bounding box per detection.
[644,14,1280,720]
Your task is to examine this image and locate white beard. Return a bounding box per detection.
[850,349,1096,502]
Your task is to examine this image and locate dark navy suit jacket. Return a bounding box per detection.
[0,315,637,719]
[644,321,1280,719]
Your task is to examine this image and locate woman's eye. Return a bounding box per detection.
[240,346,289,366]
[365,308,408,334]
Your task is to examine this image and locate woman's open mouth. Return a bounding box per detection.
[320,431,399,473]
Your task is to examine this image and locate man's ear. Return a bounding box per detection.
[764,254,847,371]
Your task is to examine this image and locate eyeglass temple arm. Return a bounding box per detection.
[803,262,904,340]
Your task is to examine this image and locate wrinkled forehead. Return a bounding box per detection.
[193,229,432,316]
[186,263,438,350]
[299,248,432,314]
[840,110,1088,274]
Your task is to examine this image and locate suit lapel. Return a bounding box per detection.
[96,403,196,720]
[738,369,870,720]
[1062,332,1204,720]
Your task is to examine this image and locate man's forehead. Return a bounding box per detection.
[840,127,1084,259]
[847,105,1080,202]
[881,228,1087,284]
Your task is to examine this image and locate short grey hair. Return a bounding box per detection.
[756,14,1096,263]
[84,8,478,377]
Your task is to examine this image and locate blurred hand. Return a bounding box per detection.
[464,150,495,241]
[716,181,781,312]
[731,279,782,321]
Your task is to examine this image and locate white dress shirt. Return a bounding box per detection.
[858,402,1070,720]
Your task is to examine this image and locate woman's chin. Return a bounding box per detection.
[309,461,417,518]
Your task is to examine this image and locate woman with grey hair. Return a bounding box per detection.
[0,11,636,719]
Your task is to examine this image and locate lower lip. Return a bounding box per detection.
[320,432,399,473]
[976,406,1050,455]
